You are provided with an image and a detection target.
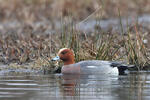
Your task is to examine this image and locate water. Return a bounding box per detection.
[0,72,150,100]
[76,14,150,32]
[0,14,150,34]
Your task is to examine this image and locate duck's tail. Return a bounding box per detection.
[110,61,135,75]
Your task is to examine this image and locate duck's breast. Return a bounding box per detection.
[61,64,81,74]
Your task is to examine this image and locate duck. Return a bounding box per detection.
[52,48,132,75]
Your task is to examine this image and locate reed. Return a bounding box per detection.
[117,8,150,70]
[124,25,150,70]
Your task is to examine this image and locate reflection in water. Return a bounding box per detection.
[61,74,80,97]
[0,72,150,100]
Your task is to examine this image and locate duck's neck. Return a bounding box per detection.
[64,59,75,65]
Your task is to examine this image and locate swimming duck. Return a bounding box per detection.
[52,48,131,75]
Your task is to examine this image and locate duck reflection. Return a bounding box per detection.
[60,74,80,96]
[59,74,119,99]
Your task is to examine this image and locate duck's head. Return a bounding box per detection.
[52,48,75,65]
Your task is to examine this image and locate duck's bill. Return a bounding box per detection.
[51,56,60,61]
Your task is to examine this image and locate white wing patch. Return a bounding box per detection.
[87,66,98,68]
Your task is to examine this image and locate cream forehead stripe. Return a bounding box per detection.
[58,48,68,54]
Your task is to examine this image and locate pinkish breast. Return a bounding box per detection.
[61,65,81,74]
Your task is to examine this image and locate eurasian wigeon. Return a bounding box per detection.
[52,48,131,75]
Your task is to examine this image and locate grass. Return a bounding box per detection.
[125,25,150,70]
[117,8,150,70]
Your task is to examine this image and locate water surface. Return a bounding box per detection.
[0,72,150,100]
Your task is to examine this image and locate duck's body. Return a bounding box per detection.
[52,48,130,75]
[61,60,128,75]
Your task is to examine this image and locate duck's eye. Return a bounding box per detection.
[61,51,67,55]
